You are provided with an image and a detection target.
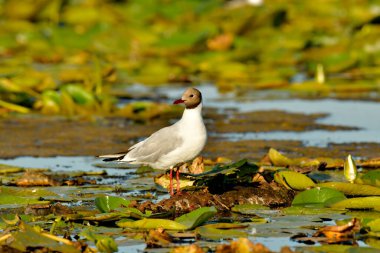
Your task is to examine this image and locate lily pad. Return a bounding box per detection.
[95,195,131,213]
[117,206,217,230]
[359,170,380,187]
[318,182,380,196]
[175,206,217,230]
[117,218,187,230]
[6,222,80,253]
[331,197,380,210]
[292,187,346,206]
[274,170,316,190]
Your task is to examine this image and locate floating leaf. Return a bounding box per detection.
[175,206,217,230]
[62,85,95,105]
[358,170,380,187]
[292,187,346,206]
[331,197,380,210]
[80,228,118,253]
[367,219,380,232]
[5,222,80,253]
[318,182,380,196]
[95,195,131,213]
[274,170,316,191]
[268,148,320,167]
[268,148,294,166]
[0,164,24,174]
[117,218,187,230]
[0,99,30,113]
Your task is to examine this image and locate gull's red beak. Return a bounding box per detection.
[173,99,185,104]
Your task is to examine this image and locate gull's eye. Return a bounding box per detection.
[190,94,194,98]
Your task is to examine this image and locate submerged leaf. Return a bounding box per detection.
[196,226,247,240]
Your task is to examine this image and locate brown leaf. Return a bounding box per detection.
[171,244,205,253]
[145,228,172,248]
[216,238,271,253]
[207,33,234,51]
[63,178,97,186]
[314,218,360,238]
[25,204,52,216]
[189,156,205,174]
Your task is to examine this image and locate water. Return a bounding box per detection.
[0,156,130,176]
[153,84,380,146]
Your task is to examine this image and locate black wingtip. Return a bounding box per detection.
[102,155,125,162]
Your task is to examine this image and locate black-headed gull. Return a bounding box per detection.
[99,87,207,196]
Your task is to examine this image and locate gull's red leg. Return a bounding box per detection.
[169,168,174,196]
[176,168,182,195]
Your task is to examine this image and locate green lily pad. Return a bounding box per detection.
[292,187,346,206]
[61,85,95,105]
[80,228,118,253]
[331,197,380,210]
[8,222,80,253]
[318,182,380,196]
[117,218,187,230]
[274,170,316,191]
[367,219,380,232]
[359,170,380,187]
[0,164,24,174]
[95,195,131,213]
[175,206,217,230]
[117,206,217,230]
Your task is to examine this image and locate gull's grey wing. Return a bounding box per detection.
[126,125,183,163]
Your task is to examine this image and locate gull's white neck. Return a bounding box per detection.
[179,103,203,125]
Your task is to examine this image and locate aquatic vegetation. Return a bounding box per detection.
[1,148,380,252]
[1,0,380,116]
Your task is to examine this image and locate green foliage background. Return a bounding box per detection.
[1,0,379,115]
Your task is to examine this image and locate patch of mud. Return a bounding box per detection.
[211,110,357,133]
[205,139,380,161]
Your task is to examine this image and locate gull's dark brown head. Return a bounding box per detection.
[173,87,202,109]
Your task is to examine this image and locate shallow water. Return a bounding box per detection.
[153,84,380,146]
[0,156,368,253]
